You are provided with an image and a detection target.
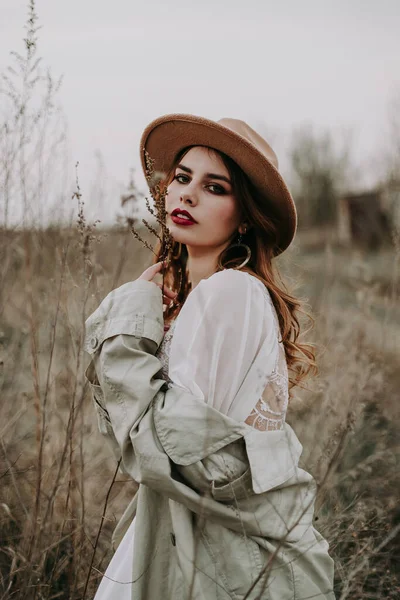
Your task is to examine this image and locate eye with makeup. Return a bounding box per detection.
[174,173,190,185]
[206,182,227,195]
[174,172,228,196]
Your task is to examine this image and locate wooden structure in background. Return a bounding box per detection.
[338,181,399,249]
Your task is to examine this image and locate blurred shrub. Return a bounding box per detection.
[289,125,354,228]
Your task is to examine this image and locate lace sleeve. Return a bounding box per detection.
[244,342,289,431]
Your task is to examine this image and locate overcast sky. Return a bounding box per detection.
[1,0,399,223]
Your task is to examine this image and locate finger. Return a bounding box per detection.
[163,286,177,299]
[160,288,172,304]
[163,297,174,307]
[155,282,177,299]
[139,261,164,281]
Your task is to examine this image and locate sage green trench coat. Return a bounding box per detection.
[84,279,335,600]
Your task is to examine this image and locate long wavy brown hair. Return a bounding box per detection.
[153,146,317,393]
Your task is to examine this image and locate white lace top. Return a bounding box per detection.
[155,269,289,431]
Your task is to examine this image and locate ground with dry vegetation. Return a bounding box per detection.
[0,226,399,599]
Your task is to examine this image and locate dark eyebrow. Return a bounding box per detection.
[207,173,232,185]
[176,163,232,185]
[176,163,192,174]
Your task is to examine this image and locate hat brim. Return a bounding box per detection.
[140,114,297,254]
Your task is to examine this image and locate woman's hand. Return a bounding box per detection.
[139,261,177,307]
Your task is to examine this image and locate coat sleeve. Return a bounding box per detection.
[84,276,302,506]
[84,278,167,464]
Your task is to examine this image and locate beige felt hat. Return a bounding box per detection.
[139,114,297,254]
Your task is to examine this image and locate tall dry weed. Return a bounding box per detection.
[1,224,399,599]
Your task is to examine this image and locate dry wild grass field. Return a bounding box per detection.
[0,223,399,600]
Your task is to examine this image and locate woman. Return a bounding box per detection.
[85,115,335,599]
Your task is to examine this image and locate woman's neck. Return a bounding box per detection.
[186,244,225,289]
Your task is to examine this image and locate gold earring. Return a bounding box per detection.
[217,230,251,271]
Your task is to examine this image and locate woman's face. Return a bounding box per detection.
[165,146,243,250]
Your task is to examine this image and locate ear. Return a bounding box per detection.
[238,223,250,235]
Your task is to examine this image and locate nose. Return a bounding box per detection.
[181,192,196,206]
